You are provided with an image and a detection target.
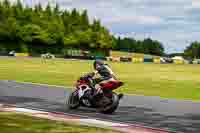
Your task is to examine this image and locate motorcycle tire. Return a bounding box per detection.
[99,92,119,114]
[66,91,80,109]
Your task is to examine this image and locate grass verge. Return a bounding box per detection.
[0,112,121,133]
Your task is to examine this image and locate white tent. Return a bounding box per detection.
[172,56,184,60]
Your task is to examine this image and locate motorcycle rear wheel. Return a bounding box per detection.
[99,92,119,114]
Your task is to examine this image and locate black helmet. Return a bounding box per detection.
[93,60,104,69]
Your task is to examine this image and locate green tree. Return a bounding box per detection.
[0,1,118,55]
[184,41,200,58]
[80,10,89,30]
[114,37,164,55]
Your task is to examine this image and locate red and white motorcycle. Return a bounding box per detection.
[66,72,124,114]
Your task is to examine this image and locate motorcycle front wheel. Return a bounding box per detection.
[66,91,80,109]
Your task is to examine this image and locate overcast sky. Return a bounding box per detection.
[11,0,200,53]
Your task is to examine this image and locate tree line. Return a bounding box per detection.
[165,42,200,59]
[0,0,165,56]
[113,37,164,56]
[184,42,200,59]
[0,0,115,55]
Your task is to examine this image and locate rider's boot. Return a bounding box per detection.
[118,93,124,99]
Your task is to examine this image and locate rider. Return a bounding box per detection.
[91,60,117,98]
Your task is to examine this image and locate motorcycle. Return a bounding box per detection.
[66,72,124,114]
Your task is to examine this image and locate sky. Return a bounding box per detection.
[10,0,200,53]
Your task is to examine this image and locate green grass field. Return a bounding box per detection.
[0,57,200,101]
[0,112,120,133]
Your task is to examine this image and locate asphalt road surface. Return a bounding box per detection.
[0,80,200,133]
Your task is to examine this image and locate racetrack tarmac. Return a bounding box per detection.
[0,80,200,133]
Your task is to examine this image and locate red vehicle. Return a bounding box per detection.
[66,72,124,114]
